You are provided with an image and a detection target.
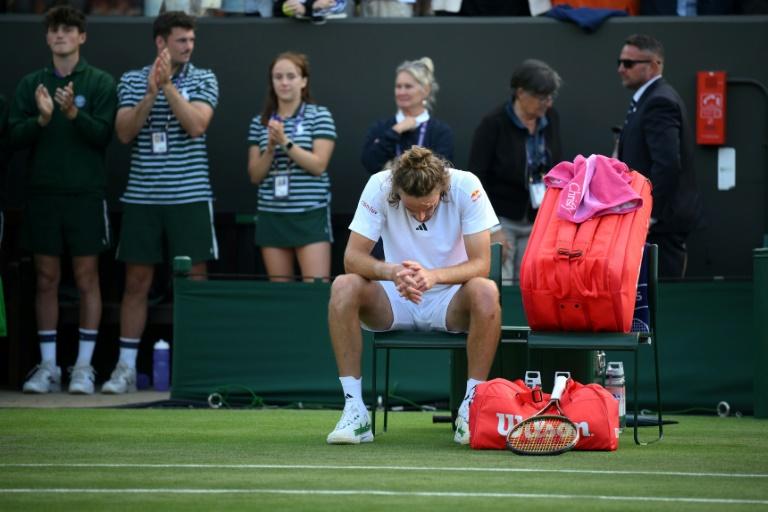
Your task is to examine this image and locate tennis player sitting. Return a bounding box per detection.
[327,146,501,445]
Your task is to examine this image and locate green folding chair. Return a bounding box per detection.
[501,243,663,445]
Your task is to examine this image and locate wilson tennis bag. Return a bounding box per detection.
[520,154,653,332]
[559,379,620,451]
[469,378,543,450]
[469,378,620,451]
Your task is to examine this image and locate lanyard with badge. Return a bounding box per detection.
[270,103,305,199]
[527,131,548,210]
[395,120,428,157]
[150,64,188,155]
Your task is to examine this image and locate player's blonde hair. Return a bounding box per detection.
[388,146,450,207]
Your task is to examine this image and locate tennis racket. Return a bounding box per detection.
[506,375,579,456]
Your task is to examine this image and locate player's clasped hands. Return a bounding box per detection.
[394,260,435,304]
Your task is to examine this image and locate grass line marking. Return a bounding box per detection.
[0,463,765,479]
[0,488,766,505]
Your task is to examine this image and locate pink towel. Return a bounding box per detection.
[544,154,643,223]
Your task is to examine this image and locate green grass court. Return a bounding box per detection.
[1,408,767,511]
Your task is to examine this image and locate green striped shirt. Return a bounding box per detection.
[117,63,218,204]
[248,103,336,213]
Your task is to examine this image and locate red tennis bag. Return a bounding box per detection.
[468,379,542,450]
[520,155,652,332]
[469,378,619,451]
[559,379,620,451]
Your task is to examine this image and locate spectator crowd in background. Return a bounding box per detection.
[2,0,767,17]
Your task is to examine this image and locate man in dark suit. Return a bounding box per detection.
[617,34,703,278]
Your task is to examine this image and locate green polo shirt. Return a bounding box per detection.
[9,58,116,197]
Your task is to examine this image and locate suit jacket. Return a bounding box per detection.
[618,78,703,234]
[468,103,562,221]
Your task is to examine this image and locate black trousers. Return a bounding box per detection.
[647,232,688,279]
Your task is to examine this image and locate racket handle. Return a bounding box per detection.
[551,375,568,400]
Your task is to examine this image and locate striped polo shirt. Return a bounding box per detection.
[248,103,336,213]
[117,63,218,204]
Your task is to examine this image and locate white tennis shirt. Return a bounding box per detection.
[349,168,499,293]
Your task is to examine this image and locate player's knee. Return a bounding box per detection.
[467,278,500,318]
[329,274,366,310]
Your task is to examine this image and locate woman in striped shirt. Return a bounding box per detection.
[247,52,337,281]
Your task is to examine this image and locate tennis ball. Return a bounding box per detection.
[282,2,294,16]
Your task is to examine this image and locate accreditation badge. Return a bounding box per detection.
[151,131,168,154]
[274,175,290,199]
[530,181,545,210]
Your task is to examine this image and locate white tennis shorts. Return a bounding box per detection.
[362,281,463,333]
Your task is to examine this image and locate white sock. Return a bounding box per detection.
[339,376,362,402]
[75,328,98,367]
[38,330,57,365]
[118,337,140,369]
[465,378,484,400]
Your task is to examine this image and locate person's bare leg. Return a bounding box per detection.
[120,263,154,339]
[326,274,394,444]
[328,274,393,377]
[446,277,501,380]
[261,247,296,282]
[34,254,61,332]
[296,241,331,282]
[72,255,101,330]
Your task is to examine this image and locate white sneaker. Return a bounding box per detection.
[326,400,374,444]
[454,396,471,445]
[22,362,61,394]
[68,365,96,395]
[101,362,137,394]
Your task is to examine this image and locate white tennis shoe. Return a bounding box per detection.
[101,362,137,394]
[68,365,96,395]
[327,400,374,444]
[22,362,61,394]
[454,396,471,445]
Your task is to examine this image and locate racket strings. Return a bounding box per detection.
[506,415,579,455]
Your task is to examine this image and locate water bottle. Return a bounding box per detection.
[605,361,626,431]
[524,370,542,389]
[153,339,171,391]
[594,351,607,383]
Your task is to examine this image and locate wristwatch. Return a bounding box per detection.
[285,140,294,151]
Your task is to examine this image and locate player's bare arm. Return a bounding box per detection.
[115,65,159,144]
[343,232,399,281]
[405,230,492,290]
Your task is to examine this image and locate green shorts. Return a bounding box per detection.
[255,207,333,248]
[117,201,218,264]
[23,194,111,256]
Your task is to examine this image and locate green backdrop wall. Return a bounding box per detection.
[2,16,768,278]
[172,278,756,414]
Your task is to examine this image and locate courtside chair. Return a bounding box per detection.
[370,243,503,435]
[501,243,663,446]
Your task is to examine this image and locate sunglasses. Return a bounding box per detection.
[617,59,653,69]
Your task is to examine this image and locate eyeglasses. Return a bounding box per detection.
[523,90,555,103]
[617,59,653,69]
